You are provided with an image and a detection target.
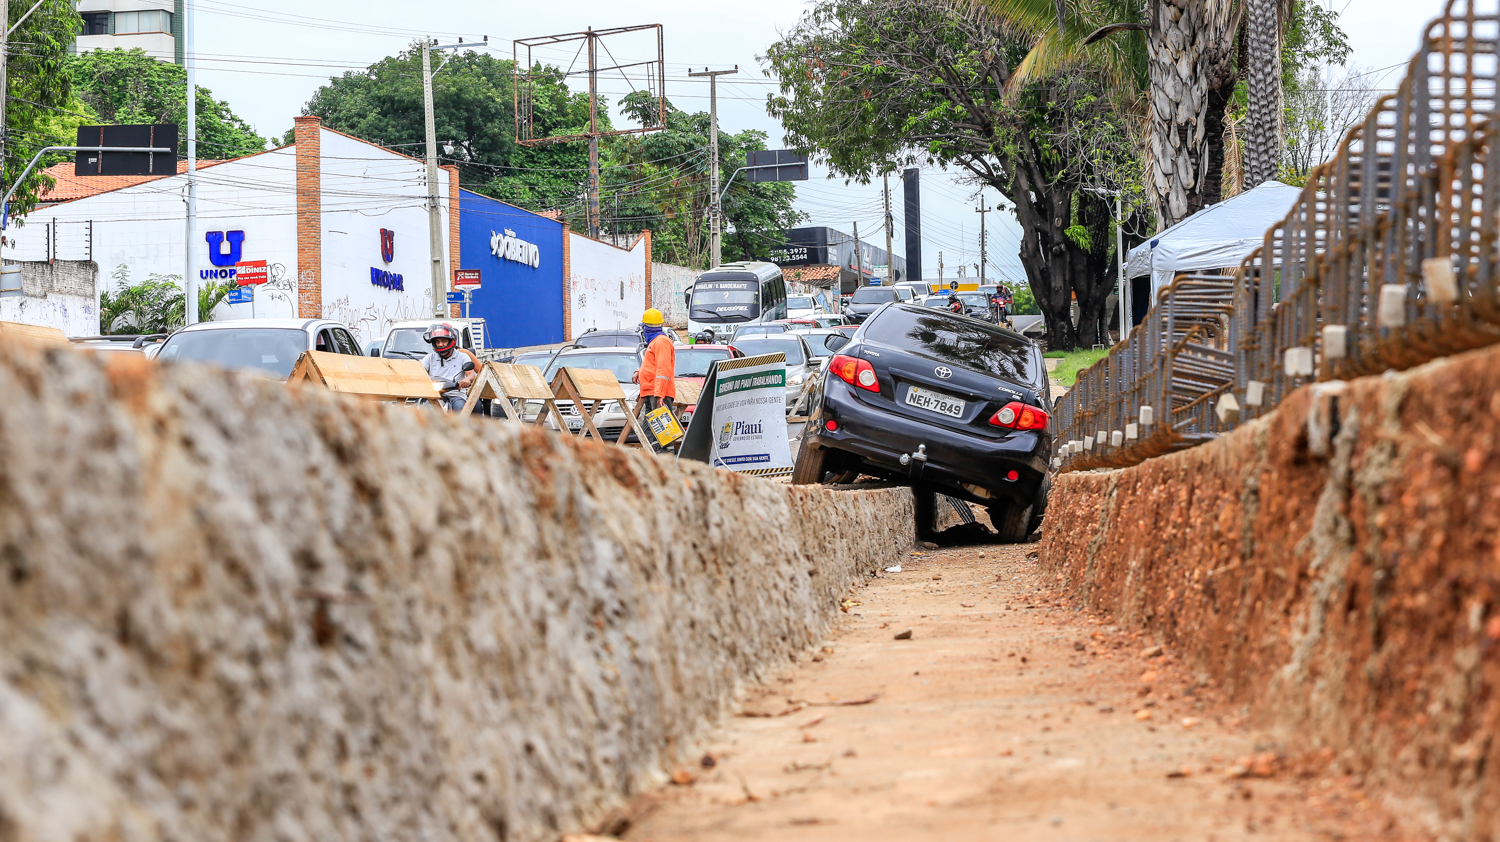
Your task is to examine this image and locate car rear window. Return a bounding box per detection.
[734,337,806,366]
[852,287,898,304]
[863,307,1036,384]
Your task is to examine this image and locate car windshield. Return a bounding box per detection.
[787,296,814,310]
[689,279,760,322]
[958,293,990,307]
[852,287,898,304]
[922,296,951,308]
[863,307,1036,384]
[574,331,640,348]
[157,328,308,378]
[384,328,433,358]
[796,333,839,358]
[734,337,806,366]
[544,352,640,384]
[675,348,732,377]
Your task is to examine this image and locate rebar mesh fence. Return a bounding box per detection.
[1056,0,1500,473]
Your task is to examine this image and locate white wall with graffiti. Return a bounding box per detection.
[567,232,650,340]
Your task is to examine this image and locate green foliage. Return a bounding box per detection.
[1064,224,1092,252]
[298,49,593,211]
[100,265,233,334]
[1010,285,1041,315]
[68,49,267,159]
[1041,346,1109,386]
[599,93,805,268]
[4,0,83,217]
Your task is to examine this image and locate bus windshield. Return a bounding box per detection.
[689,280,760,323]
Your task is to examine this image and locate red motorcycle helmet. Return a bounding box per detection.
[423,324,458,352]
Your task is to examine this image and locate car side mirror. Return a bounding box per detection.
[823,333,849,352]
[368,347,380,357]
[1052,395,1062,410]
[462,360,476,372]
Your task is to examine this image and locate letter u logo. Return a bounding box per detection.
[380,229,395,263]
[205,230,245,267]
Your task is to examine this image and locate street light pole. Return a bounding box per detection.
[974,196,988,287]
[688,66,737,268]
[883,175,895,286]
[421,37,472,318]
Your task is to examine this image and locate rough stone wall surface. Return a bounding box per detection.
[0,338,913,842]
[1040,344,1500,840]
[18,259,97,298]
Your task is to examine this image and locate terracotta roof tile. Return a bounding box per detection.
[37,159,231,204]
[783,265,841,282]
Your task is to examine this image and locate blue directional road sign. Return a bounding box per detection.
[226,285,253,304]
[446,291,465,304]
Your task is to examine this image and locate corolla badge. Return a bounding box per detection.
[935,366,953,379]
[718,421,734,450]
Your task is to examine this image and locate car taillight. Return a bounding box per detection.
[829,354,880,393]
[989,401,1048,431]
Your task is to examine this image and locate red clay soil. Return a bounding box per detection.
[610,545,1426,842]
[1039,343,1500,841]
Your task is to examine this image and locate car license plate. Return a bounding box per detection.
[566,417,585,430]
[905,386,965,418]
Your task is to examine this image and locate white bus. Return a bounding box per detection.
[685,261,787,340]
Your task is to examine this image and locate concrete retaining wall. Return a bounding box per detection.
[1041,344,1500,840]
[0,337,913,841]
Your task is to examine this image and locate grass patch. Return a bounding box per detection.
[1043,347,1110,387]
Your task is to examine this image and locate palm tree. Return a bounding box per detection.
[985,0,1245,228]
[1242,0,1288,187]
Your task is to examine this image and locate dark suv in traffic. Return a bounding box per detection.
[793,303,1053,541]
[844,286,901,323]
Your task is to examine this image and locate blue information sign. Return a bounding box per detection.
[446,291,466,304]
[226,285,253,304]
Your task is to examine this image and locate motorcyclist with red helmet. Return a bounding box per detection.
[421,323,479,411]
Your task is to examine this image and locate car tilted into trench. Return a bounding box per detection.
[791,302,1054,542]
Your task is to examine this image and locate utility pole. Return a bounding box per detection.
[938,250,944,288]
[0,0,9,269]
[974,196,989,287]
[421,38,472,318]
[585,29,600,238]
[851,222,864,286]
[184,0,198,324]
[689,66,736,268]
[883,175,895,285]
[1115,192,1128,340]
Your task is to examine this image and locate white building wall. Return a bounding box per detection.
[651,262,698,327]
[6,131,451,345]
[315,131,447,344]
[8,149,300,331]
[568,233,649,340]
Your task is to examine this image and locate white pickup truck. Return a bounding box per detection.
[371,318,501,362]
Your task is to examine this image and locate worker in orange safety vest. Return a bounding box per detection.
[633,308,677,412]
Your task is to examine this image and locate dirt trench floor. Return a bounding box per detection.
[613,544,1430,842]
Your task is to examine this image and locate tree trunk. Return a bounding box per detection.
[1146,0,1241,227]
[1242,0,1283,187]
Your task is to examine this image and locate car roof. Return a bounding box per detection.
[681,344,736,351]
[556,346,639,355]
[174,318,335,332]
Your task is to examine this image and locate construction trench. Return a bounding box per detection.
[0,336,1496,840]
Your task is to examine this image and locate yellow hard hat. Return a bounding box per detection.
[642,308,664,325]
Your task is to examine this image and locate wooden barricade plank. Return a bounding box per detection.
[287,351,434,401]
[0,320,70,348]
[459,362,569,428]
[550,367,653,447]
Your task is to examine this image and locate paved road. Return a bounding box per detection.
[1010,315,1045,336]
[622,544,1416,841]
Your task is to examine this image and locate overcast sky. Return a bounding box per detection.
[190,0,1441,283]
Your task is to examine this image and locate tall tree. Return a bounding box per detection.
[603,93,804,268]
[1242,0,1285,187]
[766,0,1141,349]
[69,48,267,159]
[3,0,81,217]
[297,49,593,211]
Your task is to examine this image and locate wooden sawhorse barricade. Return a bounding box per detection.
[286,351,434,401]
[550,366,653,447]
[456,361,570,427]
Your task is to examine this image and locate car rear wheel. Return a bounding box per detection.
[987,500,1032,543]
[792,444,860,485]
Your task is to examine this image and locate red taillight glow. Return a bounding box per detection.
[989,401,1049,431]
[825,419,839,431]
[1005,470,1019,481]
[829,354,880,393]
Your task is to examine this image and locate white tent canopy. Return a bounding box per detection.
[1125,180,1303,297]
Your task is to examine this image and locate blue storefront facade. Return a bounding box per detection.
[459,190,565,348]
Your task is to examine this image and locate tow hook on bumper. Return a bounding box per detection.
[900,444,929,480]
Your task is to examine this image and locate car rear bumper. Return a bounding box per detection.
[806,379,1049,506]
